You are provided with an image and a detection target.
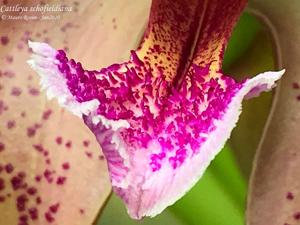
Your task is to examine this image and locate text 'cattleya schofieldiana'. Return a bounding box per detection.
[28,0,284,219]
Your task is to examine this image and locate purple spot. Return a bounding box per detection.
[62,162,70,170]
[49,203,60,213]
[33,144,44,153]
[65,140,72,148]
[36,196,42,204]
[294,212,300,220]
[27,127,36,137]
[5,55,13,63]
[28,87,40,96]
[45,212,55,223]
[28,207,39,220]
[20,111,26,118]
[5,163,14,173]
[7,120,16,129]
[55,136,62,145]
[42,109,52,120]
[46,159,51,165]
[292,82,300,89]
[11,87,22,96]
[11,175,25,190]
[286,192,294,200]
[44,169,54,183]
[85,151,93,158]
[19,214,28,223]
[35,175,42,182]
[27,187,37,195]
[56,176,66,185]
[83,140,90,147]
[1,36,9,46]
[16,194,28,212]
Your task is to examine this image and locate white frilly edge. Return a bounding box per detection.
[27,40,130,132]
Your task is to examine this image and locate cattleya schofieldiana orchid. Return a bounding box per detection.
[28,0,284,219]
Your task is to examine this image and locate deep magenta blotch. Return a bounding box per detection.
[54,48,243,170]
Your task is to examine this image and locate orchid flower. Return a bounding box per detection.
[1,0,294,224]
[27,0,284,220]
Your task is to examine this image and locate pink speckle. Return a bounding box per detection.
[28,87,40,96]
[62,162,70,170]
[83,140,90,147]
[16,194,28,212]
[27,127,36,137]
[7,120,16,129]
[27,187,37,195]
[49,203,60,213]
[20,111,26,118]
[42,109,52,120]
[35,175,42,182]
[55,136,63,145]
[286,192,294,200]
[28,207,39,220]
[65,140,72,148]
[294,212,300,220]
[85,151,93,158]
[36,196,42,204]
[79,208,85,214]
[5,163,14,173]
[292,82,300,89]
[33,144,44,153]
[11,175,25,190]
[1,36,9,46]
[19,214,28,223]
[44,169,54,183]
[45,212,55,223]
[11,87,22,96]
[56,176,66,185]
[46,159,51,165]
[0,142,5,152]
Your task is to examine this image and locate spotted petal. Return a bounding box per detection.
[28,0,284,219]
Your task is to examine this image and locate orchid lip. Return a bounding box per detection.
[28,0,284,220]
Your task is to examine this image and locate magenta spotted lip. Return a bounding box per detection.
[27,0,284,220]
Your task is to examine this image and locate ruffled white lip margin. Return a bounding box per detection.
[27,40,285,219]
